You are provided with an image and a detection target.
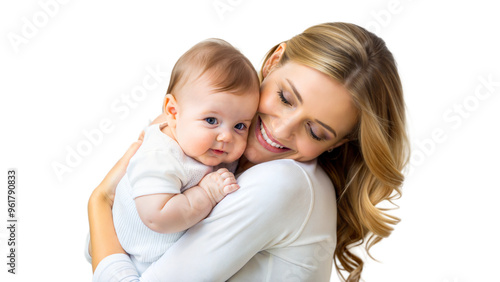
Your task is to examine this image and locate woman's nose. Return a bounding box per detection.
[271,115,297,141]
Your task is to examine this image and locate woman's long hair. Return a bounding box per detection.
[261,22,410,281]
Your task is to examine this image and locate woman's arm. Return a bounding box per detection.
[92,159,312,281]
[134,160,314,281]
[88,140,142,272]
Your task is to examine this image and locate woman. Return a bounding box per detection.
[88,22,409,281]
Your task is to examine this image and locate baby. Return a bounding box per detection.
[112,39,260,273]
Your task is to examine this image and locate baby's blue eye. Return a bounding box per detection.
[205,117,217,125]
[235,123,246,130]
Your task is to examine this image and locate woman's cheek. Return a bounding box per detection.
[297,142,321,160]
[258,88,275,111]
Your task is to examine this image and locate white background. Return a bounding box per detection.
[1,0,499,281]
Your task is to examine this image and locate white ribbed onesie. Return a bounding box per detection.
[112,123,212,273]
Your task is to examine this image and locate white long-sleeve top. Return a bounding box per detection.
[93,159,337,282]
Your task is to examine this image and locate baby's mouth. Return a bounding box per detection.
[211,149,225,155]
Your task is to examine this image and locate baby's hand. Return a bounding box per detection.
[199,168,239,205]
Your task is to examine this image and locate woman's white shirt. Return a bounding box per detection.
[93,159,337,282]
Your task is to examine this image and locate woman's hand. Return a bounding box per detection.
[88,138,143,272]
[92,136,144,205]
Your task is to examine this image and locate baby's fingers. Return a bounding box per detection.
[223,183,239,194]
[216,168,235,181]
[216,168,239,194]
[216,168,230,176]
[222,173,237,184]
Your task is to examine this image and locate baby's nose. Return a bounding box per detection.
[216,129,232,143]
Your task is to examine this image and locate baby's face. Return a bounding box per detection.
[174,75,259,166]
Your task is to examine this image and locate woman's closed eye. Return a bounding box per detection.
[278,89,324,141]
[307,122,322,141]
[278,90,291,106]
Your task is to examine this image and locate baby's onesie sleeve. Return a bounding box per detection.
[127,125,211,199]
[127,148,185,199]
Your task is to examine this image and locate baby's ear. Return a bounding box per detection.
[163,94,178,119]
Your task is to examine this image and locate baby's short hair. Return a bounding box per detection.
[166,38,260,98]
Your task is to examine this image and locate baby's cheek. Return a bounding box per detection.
[185,136,211,157]
[234,140,248,159]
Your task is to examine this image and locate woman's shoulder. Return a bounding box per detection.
[237,159,335,217]
[239,159,330,189]
[229,159,336,248]
[240,159,309,184]
[236,160,325,207]
[241,158,312,175]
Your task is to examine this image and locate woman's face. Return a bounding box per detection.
[244,61,359,165]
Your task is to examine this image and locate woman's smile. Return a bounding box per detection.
[255,116,291,153]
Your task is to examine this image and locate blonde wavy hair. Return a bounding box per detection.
[261,22,410,281]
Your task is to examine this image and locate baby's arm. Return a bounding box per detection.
[135,168,239,234]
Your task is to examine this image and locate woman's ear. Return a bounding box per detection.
[262,43,286,78]
[327,138,349,152]
[163,94,178,119]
